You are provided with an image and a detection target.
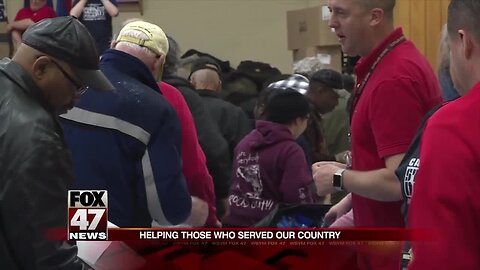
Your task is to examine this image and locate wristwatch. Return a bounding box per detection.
[333,169,346,191]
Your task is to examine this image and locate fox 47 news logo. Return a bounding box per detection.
[68,190,108,241]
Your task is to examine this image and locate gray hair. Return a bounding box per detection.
[293,56,327,78]
[164,35,183,77]
[438,24,450,73]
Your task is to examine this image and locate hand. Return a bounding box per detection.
[312,161,347,171]
[184,196,209,227]
[312,163,343,196]
[334,150,351,164]
[323,197,351,227]
[6,23,12,31]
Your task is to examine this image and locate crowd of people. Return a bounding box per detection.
[0,0,478,269]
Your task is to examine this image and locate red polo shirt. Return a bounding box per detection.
[350,28,442,269]
[14,5,56,23]
[159,82,218,227]
[408,82,480,270]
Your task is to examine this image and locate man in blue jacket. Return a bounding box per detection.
[61,20,192,227]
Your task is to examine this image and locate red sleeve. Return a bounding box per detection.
[14,8,30,21]
[159,82,218,226]
[408,115,480,269]
[369,78,427,158]
[279,144,314,203]
[31,6,57,22]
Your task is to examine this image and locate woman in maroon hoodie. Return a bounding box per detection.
[224,89,316,227]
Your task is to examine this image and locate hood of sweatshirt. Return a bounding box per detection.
[248,120,295,151]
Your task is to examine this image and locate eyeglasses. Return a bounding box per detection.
[50,59,88,95]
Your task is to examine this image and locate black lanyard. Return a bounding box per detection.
[349,36,407,124]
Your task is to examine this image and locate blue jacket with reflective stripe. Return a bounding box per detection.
[61,49,191,227]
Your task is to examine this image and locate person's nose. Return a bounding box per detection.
[329,13,339,30]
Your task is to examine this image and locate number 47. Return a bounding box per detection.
[71,209,105,230]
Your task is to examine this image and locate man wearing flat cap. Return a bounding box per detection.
[307,69,351,157]
[0,16,113,269]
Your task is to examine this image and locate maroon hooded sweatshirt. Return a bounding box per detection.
[224,120,315,227]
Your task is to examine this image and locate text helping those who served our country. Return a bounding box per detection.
[138,230,342,240]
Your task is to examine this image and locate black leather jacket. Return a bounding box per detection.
[0,59,88,269]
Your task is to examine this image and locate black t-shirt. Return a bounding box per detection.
[394,104,443,269]
[394,104,443,221]
[75,0,117,54]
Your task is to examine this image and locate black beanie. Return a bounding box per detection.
[265,89,310,124]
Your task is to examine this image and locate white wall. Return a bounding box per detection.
[6,0,326,73]
[113,0,323,73]
[5,0,23,20]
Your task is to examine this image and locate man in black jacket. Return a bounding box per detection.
[189,58,252,158]
[163,36,232,219]
[0,17,113,269]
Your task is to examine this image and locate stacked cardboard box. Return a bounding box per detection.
[287,4,342,72]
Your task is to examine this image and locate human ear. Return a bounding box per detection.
[458,30,474,60]
[31,56,52,82]
[369,8,384,27]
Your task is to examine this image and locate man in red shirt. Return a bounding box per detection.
[408,1,480,269]
[312,0,441,269]
[7,0,56,51]
[158,81,219,227]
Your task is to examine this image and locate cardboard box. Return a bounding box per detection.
[292,45,343,72]
[287,4,339,50]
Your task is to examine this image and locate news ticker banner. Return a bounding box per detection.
[65,190,435,243]
[65,227,434,242]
